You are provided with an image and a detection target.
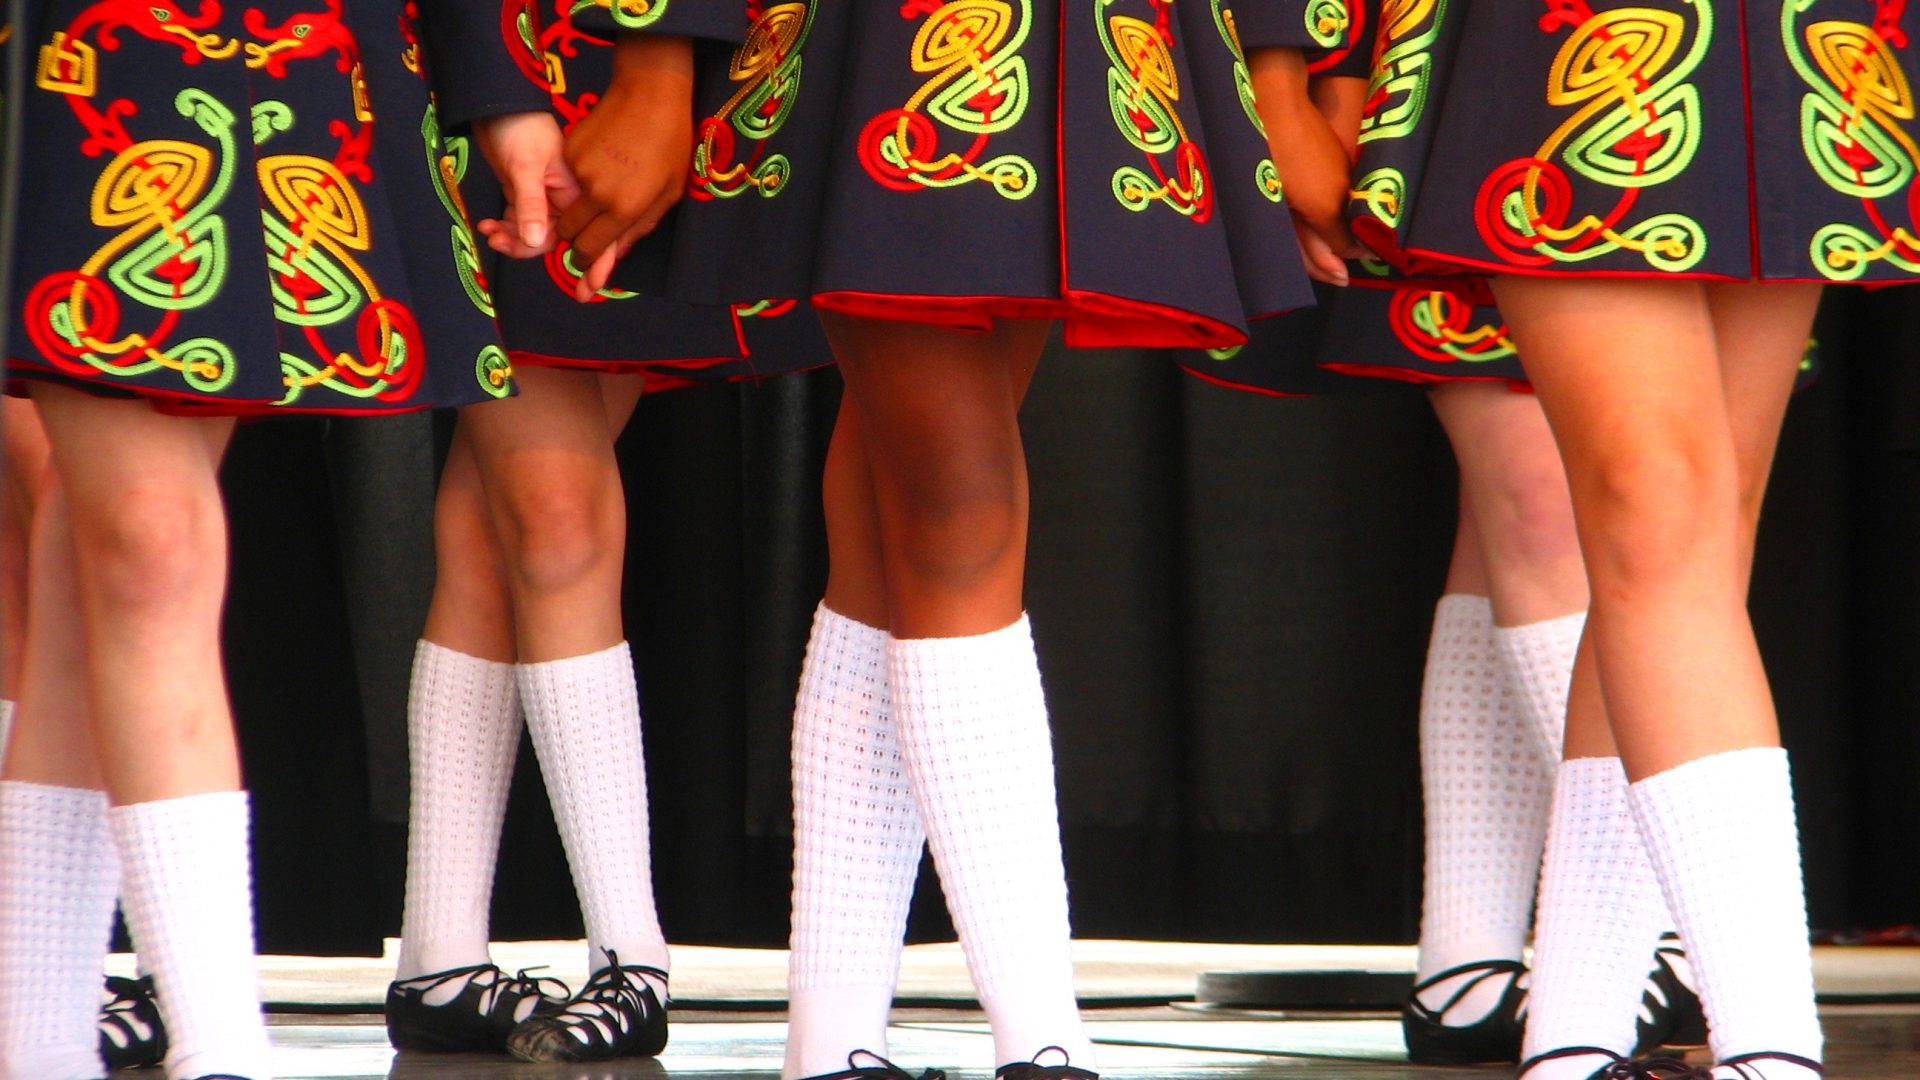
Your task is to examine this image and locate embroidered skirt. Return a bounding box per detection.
[1346,0,1920,286]
[639,0,1326,350]
[7,0,515,413]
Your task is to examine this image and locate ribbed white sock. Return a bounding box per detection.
[1629,748,1822,1080]
[1491,610,1585,764]
[1414,596,1554,1023]
[519,643,669,997]
[1522,758,1668,1080]
[396,641,522,994]
[111,790,273,1080]
[784,605,925,1079]
[0,699,15,772]
[888,616,1092,1072]
[0,781,118,1080]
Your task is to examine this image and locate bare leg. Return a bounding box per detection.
[818,314,1088,1072]
[26,384,270,1080]
[1431,382,1586,625]
[1498,277,1822,1079]
[2,398,54,706]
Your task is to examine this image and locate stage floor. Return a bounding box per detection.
[104,942,1920,1077]
[225,1005,1920,1078]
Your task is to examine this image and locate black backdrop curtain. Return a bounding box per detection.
[223,290,1920,957]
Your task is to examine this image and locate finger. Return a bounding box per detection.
[577,244,622,303]
[1297,226,1349,286]
[508,157,553,252]
[546,160,583,215]
[558,191,600,242]
[570,209,628,269]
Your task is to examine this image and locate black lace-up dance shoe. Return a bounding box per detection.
[995,1046,1099,1079]
[503,952,668,1062]
[100,974,168,1069]
[1401,958,1529,1064]
[1636,933,1708,1053]
[385,963,569,1053]
[796,1050,949,1080]
[1520,1046,1715,1080]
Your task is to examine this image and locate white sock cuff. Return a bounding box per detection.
[1632,745,1790,799]
[889,614,1041,699]
[0,777,109,818]
[0,699,14,770]
[1435,592,1494,623]
[1492,610,1586,763]
[413,639,517,709]
[519,640,636,688]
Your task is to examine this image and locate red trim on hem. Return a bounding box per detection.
[1737,0,1763,279]
[1178,364,1313,398]
[811,289,1250,350]
[507,349,741,373]
[1320,361,1531,393]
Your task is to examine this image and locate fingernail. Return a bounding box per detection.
[526,223,546,247]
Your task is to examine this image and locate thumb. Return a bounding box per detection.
[509,157,551,252]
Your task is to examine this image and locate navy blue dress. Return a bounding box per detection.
[432,0,830,381]
[1346,0,1920,286]
[7,0,515,413]
[628,0,1335,350]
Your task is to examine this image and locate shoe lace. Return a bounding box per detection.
[1718,1052,1824,1079]
[1596,1058,1714,1080]
[1408,958,1529,1025]
[99,975,158,1047]
[997,1046,1096,1078]
[845,1049,947,1079]
[549,949,665,1047]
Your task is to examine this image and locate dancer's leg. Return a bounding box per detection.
[786,353,1044,1078]
[394,374,650,1053]
[826,314,1090,1073]
[1403,383,1579,1051]
[1497,278,1822,1080]
[30,385,270,1080]
[452,367,666,1061]
[0,484,117,1080]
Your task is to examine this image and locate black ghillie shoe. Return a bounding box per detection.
[503,952,668,1062]
[100,974,167,1070]
[1718,1051,1824,1079]
[797,1050,948,1080]
[385,963,570,1053]
[1521,1046,1713,1080]
[1400,958,1528,1064]
[1636,933,1708,1053]
[995,1046,1099,1080]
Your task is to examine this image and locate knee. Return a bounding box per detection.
[879,460,1023,589]
[1571,444,1739,592]
[485,468,622,595]
[1481,461,1581,573]
[72,486,226,616]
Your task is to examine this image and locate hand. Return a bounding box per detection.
[472,111,579,258]
[559,34,695,302]
[1249,48,1366,285]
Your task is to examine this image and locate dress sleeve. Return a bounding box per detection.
[1228,0,1358,51]
[563,0,749,45]
[1307,0,1374,78]
[418,0,556,131]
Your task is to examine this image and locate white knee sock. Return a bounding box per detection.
[0,781,119,1080]
[784,605,926,1079]
[1629,748,1822,1080]
[1414,596,1554,1021]
[0,699,15,772]
[1491,610,1585,764]
[518,643,669,995]
[396,642,522,989]
[112,791,274,1080]
[888,616,1092,1072]
[1522,758,1669,1080]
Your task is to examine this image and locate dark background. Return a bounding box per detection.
[224,289,1920,957]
